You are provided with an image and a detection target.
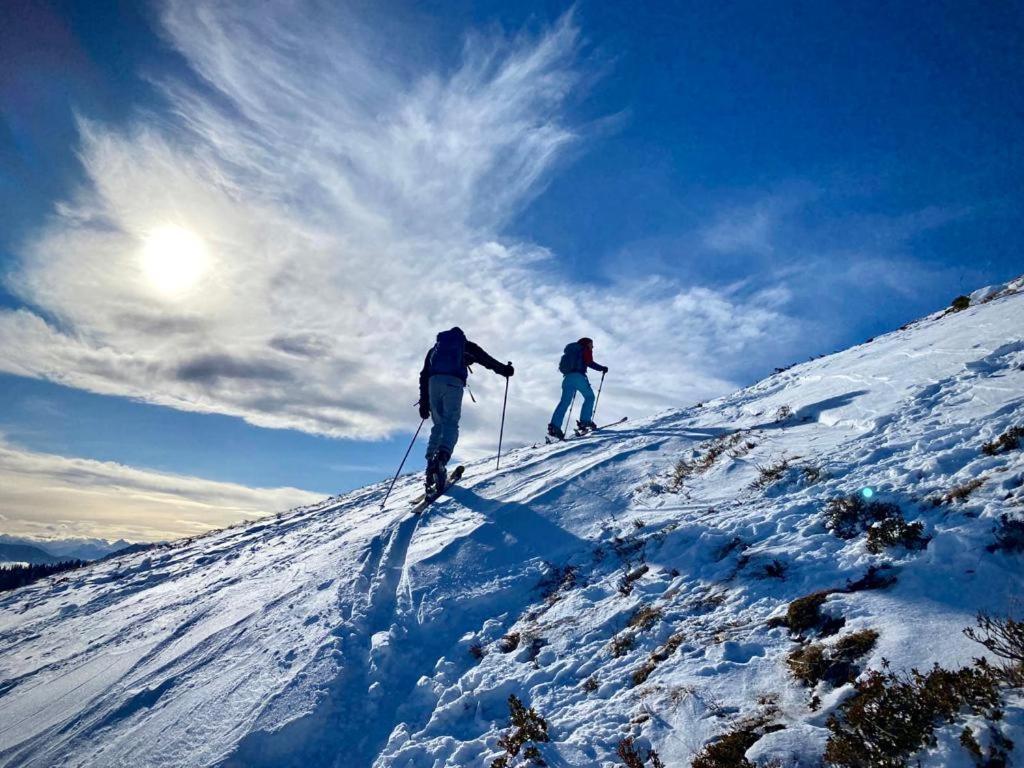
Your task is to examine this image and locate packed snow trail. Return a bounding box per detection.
[0,278,1022,767]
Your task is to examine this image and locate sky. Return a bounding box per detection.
[0,0,1021,542]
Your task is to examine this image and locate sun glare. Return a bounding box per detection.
[141,225,209,296]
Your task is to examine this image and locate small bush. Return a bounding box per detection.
[616,737,665,768]
[950,295,971,312]
[771,590,844,636]
[499,633,521,653]
[964,613,1024,686]
[619,565,649,596]
[692,729,758,768]
[537,563,577,603]
[611,633,637,658]
[824,495,902,539]
[582,675,599,692]
[866,518,929,554]
[627,605,664,632]
[801,465,826,485]
[469,643,485,660]
[933,477,986,506]
[987,514,1024,554]
[981,426,1024,456]
[760,559,788,580]
[752,458,792,490]
[846,564,899,592]
[632,632,686,686]
[491,694,550,768]
[824,662,1002,767]
[787,629,878,688]
[774,405,794,423]
[669,433,747,490]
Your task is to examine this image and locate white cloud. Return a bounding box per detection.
[0,438,323,541]
[0,1,800,455]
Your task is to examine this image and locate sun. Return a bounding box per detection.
[141,225,209,296]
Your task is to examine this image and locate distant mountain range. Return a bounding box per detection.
[0,535,135,564]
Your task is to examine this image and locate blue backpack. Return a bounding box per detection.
[558,342,583,374]
[429,328,467,378]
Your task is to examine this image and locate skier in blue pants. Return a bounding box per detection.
[547,337,609,440]
[418,327,513,493]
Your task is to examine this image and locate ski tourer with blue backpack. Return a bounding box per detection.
[418,327,514,495]
[547,337,609,440]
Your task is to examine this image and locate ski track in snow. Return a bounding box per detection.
[1,279,1023,767]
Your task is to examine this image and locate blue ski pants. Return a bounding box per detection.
[550,373,594,428]
[426,374,464,459]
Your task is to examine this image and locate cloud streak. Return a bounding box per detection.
[0,1,800,454]
[0,438,322,541]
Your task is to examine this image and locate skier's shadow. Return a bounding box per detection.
[430,485,590,567]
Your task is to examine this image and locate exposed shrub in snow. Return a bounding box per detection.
[627,605,664,632]
[787,629,878,687]
[499,633,521,653]
[692,715,784,768]
[469,643,485,661]
[632,632,686,686]
[824,661,1002,768]
[771,590,844,636]
[964,613,1024,686]
[801,464,826,485]
[536,563,577,603]
[959,725,1014,767]
[669,433,747,490]
[951,295,972,312]
[491,694,550,768]
[987,515,1024,554]
[582,676,599,693]
[618,564,649,596]
[610,632,636,658]
[845,564,899,592]
[616,737,665,768]
[933,477,986,506]
[758,559,788,580]
[774,405,794,423]
[752,458,792,490]
[982,426,1024,456]
[824,494,902,539]
[866,518,929,554]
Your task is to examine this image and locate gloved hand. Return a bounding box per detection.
[418,401,430,420]
[600,365,609,374]
[502,362,515,378]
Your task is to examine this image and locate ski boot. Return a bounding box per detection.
[547,423,565,441]
[426,448,451,496]
[576,419,598,435]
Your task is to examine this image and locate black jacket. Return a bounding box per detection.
[419,340,506,406]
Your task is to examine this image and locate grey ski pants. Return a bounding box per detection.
[426,374,464,459]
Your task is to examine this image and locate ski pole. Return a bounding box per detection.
[496,366,511,470]
[561,391,577,435]
[379,418,425,509]
[592,371,606,422]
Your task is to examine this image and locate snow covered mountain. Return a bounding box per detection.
[1,279,1022,768]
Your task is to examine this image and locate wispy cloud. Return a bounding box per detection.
[0,1,799,454]
[0,437,323,541]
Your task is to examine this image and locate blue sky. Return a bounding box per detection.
[0,0,1021,541]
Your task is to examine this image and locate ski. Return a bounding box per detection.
[410,465,465,513]
[545,417,627,444]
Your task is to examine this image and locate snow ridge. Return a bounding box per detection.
[1,281,1023,767]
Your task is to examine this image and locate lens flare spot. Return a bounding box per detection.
[141,225,209,296]
[861,487,875,499]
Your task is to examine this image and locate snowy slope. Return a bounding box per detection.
[1,279,1022,768]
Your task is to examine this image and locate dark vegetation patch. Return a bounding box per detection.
[616,737,665,768]
[824,662,1002,767]
[982,426,1024,456]
[752,458,792,490]
[964,613,1024,687]
[824,494,903,539]
[801,465,826,485]
[582,675,599,693]
[627,605,664,632]
[787,629,879,687]
[866,518,929,554]
[669,433,747,490]
[950,295,972,312]
[469,643,485,661]
[536,563,577,603]
[632,632,686,686]
[499,633,521,653]
[0,560,88,593]
[716,537,747,562]
[491,694,550,768]
[610,633,637,658]
[986,515,1024,554]
[769,590,844,636]
[618,565,650,597]
[846,564,899,592]
[692,714,785,768]
[932,477,987,506]
[774,405,794,423]
[758,559,788,580]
